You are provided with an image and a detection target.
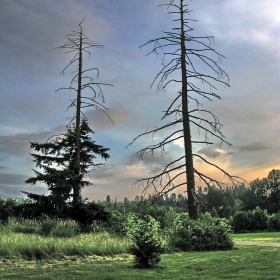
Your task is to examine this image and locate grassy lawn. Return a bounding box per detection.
[232,232,280,243]
[0,245,279,280]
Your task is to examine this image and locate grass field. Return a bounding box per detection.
[0,245,279,279]
[232,231,280,243]
[1,219,280,279]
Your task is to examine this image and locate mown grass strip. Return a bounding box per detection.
[0,246,279,280]
[232,232,280,242]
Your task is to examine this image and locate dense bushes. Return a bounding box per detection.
[169,213,233,251]
[268,212,280,231]
[231,207,270,232]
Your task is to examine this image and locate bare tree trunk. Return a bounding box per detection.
[55,20,113,206]
[73,30,83,205]
[180,0,197,219]
[127,2,244,219]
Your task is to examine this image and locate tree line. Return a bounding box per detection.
[100,169,280,220]
[1,169,279,229]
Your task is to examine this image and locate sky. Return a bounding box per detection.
[0,0,280,202]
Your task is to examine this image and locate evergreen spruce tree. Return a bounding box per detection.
[25,119,110,212]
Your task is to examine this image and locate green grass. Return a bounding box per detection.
[1,218,279,279]
[0,232,132,259]
[0,246,279,279]
[232,232,280,243]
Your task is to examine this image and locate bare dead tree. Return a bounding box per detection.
[126,0,242,219]
[54,19,113,205]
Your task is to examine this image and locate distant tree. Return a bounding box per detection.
[25,119,110,211]
[54,19,113,204]
[127,0,241,219]
[267,169,280,213]
[198,186,239,218]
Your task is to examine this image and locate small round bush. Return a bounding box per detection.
[268,212,280,231]
[231,211,253,232]
[124,214,163,268]
[251,207,268,230]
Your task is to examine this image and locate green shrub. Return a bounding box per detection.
[231,211,253,232]
[168,213,192,251]
[107,210,126,234]
[0,198,18,221]
[251,207,268,230]
[190,217,233,251]
[124,214,163,268]
[170,213,233,251]
[268,212,280,231]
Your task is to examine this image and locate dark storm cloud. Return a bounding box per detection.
[238,142,271,152]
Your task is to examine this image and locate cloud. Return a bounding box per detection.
[0,173,47,199]
[0,0,115,80]
[0,126,65,157]
[197,146,223,159]
[85,104,133,132]
[238,141,271,152]
[0,184,46,199]
[0,173,28,185]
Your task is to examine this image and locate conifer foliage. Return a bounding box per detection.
[25,119,110,212]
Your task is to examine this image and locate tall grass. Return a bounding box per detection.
[0,218,132,260]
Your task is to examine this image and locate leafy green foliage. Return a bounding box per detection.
[167,213,192,251]
[231,207,269,232]
[268,212,280,231]
[0,198,18,221]
[169,213,233,251]
[251,207,268,230]
[124,214,163,268]
[231,211,253,232]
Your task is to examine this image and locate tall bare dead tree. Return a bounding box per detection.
[54,19,113,205]
[127,0,242,219]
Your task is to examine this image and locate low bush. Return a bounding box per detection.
[124,214,164,268]
[268,212,280,231]
[231,208,270,232]
[169,213,233,251]
[231,211,253,232]
[251,207,268,230]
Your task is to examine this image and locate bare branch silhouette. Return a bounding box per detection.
[127,0,242,219]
